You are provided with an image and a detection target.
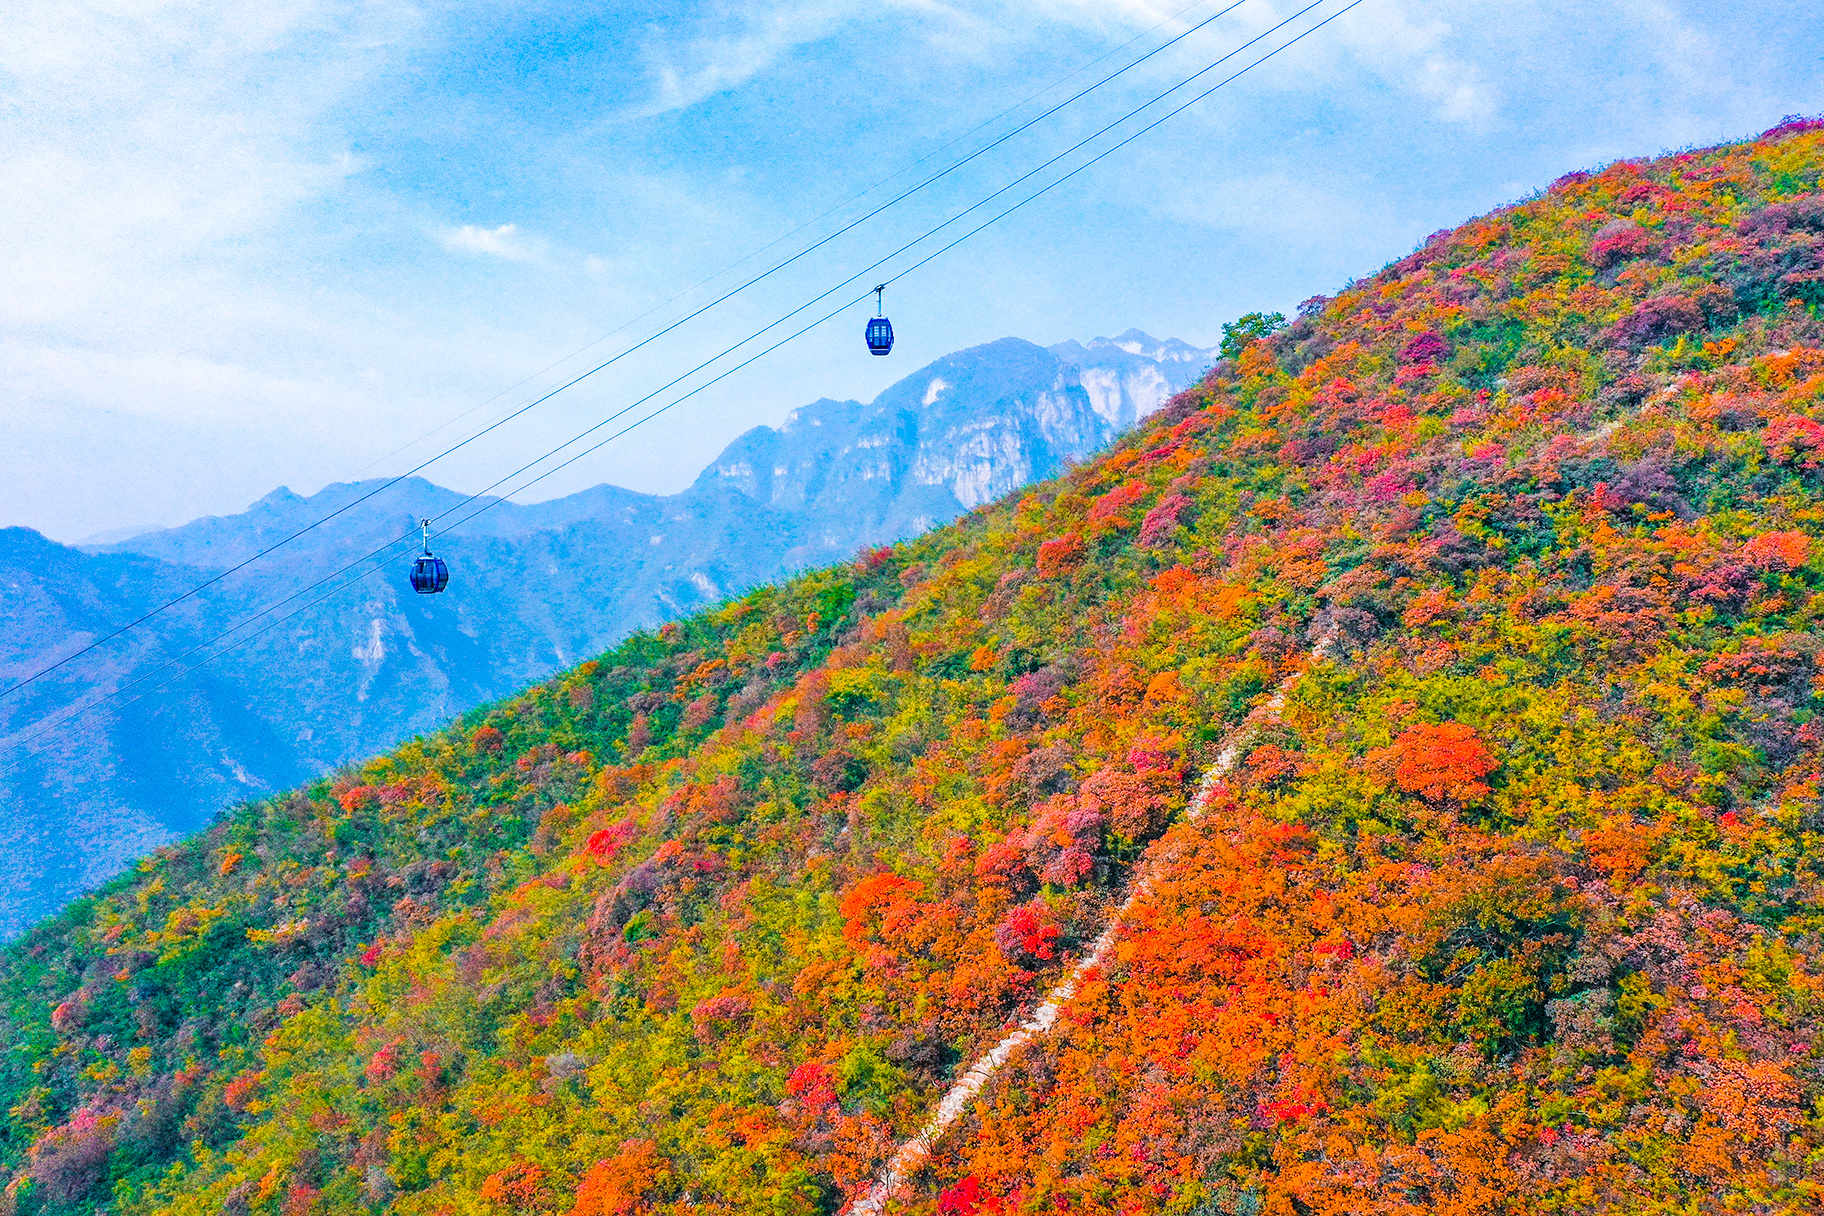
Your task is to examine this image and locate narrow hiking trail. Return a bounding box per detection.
[843,637,1332,1214]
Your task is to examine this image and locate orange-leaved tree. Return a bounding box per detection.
[568,1141,666,1216]
[1390,722,1497,804]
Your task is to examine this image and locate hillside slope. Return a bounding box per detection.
[0,335,1209,935]
[6,118,1824,1215]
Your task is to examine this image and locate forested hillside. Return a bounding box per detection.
[6,117,1824,1215]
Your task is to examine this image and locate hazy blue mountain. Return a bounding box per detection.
[0,332,1210,933]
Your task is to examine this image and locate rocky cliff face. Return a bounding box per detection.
[698,334,1205,531]
[0,332,1210,933]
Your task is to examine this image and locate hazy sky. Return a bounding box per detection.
[4,0,1818,541]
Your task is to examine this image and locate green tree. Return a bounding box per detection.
[1219,310,1287,359]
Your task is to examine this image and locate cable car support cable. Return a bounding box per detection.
[0,0,1358,770]
[351,0,1228,479]
[0,0,1253,707]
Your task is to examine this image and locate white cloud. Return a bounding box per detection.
[0,0,434,536]
[1329,0,1500,122]
[633,2,861,116]
[1122,0,1501,125]
[0,0,418,348]
[629,0,998,117]
[440,223,549,263]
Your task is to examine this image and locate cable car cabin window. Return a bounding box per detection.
[866,316,894,356]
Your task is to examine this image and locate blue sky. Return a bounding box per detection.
[3,0,1819,540]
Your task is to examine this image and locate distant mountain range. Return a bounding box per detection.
[0,331,1211,933]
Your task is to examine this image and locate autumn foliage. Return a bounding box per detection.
[567,1143,664,1216]
[5,119,1824,1216]
[1389,722,1498,803]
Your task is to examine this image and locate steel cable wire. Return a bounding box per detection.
[0,0,1366,775]
[0,0,1250,705]
[3,0,1305,748]
[350,0,1228,480]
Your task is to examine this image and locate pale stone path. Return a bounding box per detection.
[843,641,1326,1214]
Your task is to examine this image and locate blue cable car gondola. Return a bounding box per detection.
[865,285,894,356]
[410,518,450,594]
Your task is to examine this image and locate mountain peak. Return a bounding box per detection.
[694,332,1212,518]
[1070,328,1213,363]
